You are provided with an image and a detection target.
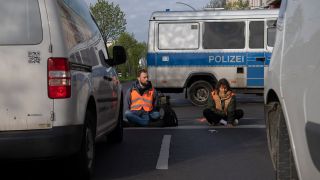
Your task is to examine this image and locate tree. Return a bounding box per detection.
[90,0,126,42]
[111,32,147,78]
[225,0,250,10]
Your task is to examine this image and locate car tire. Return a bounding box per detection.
[107,97,124,143]
[76,110,96,180]
[188,80,213,106]
[267,102,299,180]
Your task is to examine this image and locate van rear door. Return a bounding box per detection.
[0,0,53,131]
[247,20,266,87]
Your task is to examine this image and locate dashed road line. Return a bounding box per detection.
[156,135,171,170]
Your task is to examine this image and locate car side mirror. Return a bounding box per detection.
[112,46,126,66]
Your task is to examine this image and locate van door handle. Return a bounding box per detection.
[256,57,266,62]
[103,76,113,81]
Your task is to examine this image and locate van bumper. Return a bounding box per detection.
[0,125,83,159]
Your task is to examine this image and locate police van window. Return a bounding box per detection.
[267,20,276,47]
[203,22,245,49]
[158,23,199,50]
[0,0,42,45]
[249,21,264,49]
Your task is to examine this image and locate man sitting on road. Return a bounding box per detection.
[124,69,160,126]
[202,78,244,127]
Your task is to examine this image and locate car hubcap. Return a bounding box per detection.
[195,88,209,102]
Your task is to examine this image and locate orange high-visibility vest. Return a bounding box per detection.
[211,91,235,114]
[130,88,155,112]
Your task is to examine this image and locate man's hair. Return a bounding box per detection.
[137,69,148,77]
[216,78,231,92]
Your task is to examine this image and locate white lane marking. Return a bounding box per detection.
[125,124,266,130]
[156,135,171,170]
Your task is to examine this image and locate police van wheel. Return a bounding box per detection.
[269,102,299,180]
[188,80,213,107]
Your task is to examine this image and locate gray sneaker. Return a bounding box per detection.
[219,119,227,126]
[233,119,239,126]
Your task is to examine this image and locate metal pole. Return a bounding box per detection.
[176,2,196,11]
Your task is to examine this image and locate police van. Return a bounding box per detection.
[147,9,278,106]
[0,0,126,178]
[264,0,320,179]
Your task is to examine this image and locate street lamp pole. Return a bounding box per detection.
[176,2,196,11]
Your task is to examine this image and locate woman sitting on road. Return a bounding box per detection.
[202,78,244,127]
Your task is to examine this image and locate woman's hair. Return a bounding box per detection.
[216,78,231,93]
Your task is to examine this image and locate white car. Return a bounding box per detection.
[0,0,126,178]
[264,0,320,179]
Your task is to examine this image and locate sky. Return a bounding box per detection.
[86,0,210,42]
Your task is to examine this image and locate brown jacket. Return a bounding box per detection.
[207,90,237,122]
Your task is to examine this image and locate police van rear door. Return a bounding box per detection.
[247,20,266,88]
[0,0,53,131]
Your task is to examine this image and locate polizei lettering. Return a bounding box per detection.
[209,55,245,64]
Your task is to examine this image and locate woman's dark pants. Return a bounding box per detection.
[203,109,244,124]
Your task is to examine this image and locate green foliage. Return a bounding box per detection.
[225,0,250,10]
[118,75,137,83]
[90,0,126,41]
[110,32,147,78]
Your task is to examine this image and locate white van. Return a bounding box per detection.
[0,0,126,178]
[147,9,278,106]
[264,0,320,179]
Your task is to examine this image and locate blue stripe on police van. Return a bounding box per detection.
[247,79,264,87]
[247,67,264,78]
[147,52,271,67]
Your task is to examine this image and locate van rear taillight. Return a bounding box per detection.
[48,58,71,99]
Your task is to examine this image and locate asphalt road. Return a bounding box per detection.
[1,81,275,180]
[91,81,274,180]
[93,128,274,180]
